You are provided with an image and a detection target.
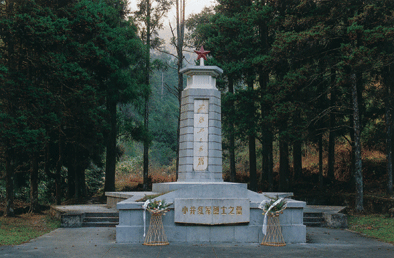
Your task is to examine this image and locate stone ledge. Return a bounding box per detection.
[323,212,348,228]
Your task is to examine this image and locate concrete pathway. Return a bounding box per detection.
[1,227,393,258]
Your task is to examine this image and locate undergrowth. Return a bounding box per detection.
[115,156,176,191]
[348,214,394,243]
[0,212,60,246]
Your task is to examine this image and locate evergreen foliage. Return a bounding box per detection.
[0,0,145,215]
[187,0,394,211]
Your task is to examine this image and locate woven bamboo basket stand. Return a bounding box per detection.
[261,211,286,247]
[143,210,169,246]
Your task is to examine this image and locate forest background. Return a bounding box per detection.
[1,0,394,217]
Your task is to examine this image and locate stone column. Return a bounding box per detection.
[178,66,223,182]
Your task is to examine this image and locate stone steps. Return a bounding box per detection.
[82,212,119,227]
[303,212,325,227]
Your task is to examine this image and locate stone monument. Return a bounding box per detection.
[115,47,306,244]
[152,46,235,193]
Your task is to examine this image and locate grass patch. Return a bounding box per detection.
[0,212,60,246]
[348,214,394,243]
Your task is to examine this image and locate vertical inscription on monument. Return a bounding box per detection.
[194,100,209,171]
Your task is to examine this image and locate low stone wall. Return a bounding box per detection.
[105,192,134,209]
[297,193,394,214]
[50,206,84,228]
[323,212,348,228]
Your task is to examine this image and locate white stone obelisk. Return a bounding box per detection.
[177,52,223,182]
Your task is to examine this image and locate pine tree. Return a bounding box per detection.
[133,0,172,190]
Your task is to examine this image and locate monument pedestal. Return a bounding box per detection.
[116,184,305,244]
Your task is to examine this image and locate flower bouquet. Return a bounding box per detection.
[143,199,172,215]
[259,195,287,217]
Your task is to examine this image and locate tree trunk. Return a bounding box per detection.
[260,87,273,190]
[143,97,150,190]
[293,140,302,181]
[392,126,394,189]
[249,134,257,191]
[351,73,363,212]
[293,110,302,181]
[104,98,117,193]
[228,77,236,182]
[143,0,151,191]
[75,155,81,199]
[349,104,355,190]
[386,94,393,196]
[247,78,257,191]
[318,134,323,190]
[67,151,76,199]
[384,66,393,196]
[55,130,63,205]
[267,133,274,191]
[175,0,185,181]
[79,163,87,198]
[5,1,15,217]
[258,6,272,190]
[328,69,336,181]
[30,154,39,213]
[175,106,181,181]
[279,137,290,192]
[5,149,14,217]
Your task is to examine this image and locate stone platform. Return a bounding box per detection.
[115,183,306,244]
[50,204,118,227]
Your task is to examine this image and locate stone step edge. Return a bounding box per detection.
[84,212,119,218]
[82,222,119,227]
[303,218,325,222]
[83,218,119,222]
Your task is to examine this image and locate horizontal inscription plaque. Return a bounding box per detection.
[174,198,250,225]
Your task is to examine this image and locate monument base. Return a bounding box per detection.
[116,209,306,244]
[116,184,305,244]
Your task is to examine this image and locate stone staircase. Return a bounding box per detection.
[82,212,119,227]
[303,211,325,227]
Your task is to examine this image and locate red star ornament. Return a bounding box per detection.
[194,46,210,61]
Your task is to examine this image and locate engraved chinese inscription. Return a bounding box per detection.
[174,198,250,225]
[181,205,243,216]
[194,100,209,171]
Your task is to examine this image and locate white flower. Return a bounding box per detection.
[258,200,268,210]
[143,199,150,209]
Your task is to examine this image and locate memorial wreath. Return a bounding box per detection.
[259,195,287,216]
[143,199,172,214]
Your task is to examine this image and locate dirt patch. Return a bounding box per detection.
[0,200,31,216]
[1,212,55,232]
[0,210,60,246]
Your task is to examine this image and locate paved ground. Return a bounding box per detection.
[1,227,393,258]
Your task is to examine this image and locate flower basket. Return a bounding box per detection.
[259,196,288,247]
[147,208,170,215]
[143,199,172,246]
[261,215,286,247]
